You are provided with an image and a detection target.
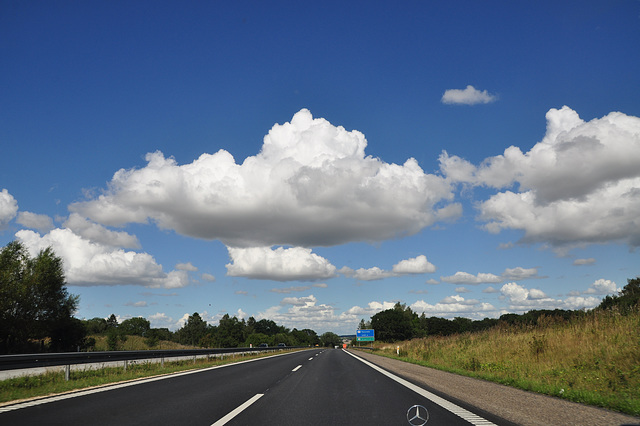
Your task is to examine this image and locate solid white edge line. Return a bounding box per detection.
[343,350,496,426]
[211,393,263,426]
[0,350,305,414]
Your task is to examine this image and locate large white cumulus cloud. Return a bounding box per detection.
[16,228,188,288]
[441,106,640,248]
[0,189,18,229]
[71,109,459,247]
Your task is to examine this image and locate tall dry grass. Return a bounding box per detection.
[372,307,640,416]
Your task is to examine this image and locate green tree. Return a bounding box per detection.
[358,319,371,330]
[106,314,118,329]
[370,303,418,342]
[216,314,246,347]
[119,317,151,336]
[106,328,121,351]
[598,277,640,312]
[291,328,319,346]
[0,241,82,353]
[83,317,108,334]
[176,312,208,347]
[253,319,283,336]
[319,331,342,347]
[244,332,271,347]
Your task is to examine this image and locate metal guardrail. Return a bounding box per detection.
[0,346,300,372]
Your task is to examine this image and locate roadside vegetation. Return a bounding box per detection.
[355,277,640,416]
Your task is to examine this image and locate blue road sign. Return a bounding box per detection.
[356,329,375,341]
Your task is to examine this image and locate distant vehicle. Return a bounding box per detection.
[258,343,268,348]
[277,343,286,347]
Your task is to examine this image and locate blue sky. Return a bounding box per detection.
[2,1,639,335]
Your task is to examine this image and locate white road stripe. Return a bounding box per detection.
[308,357,314,361]
[343,350,497,426]
[292,365,302,372]
[211,393,263,426]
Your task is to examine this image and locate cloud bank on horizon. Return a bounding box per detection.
[2,104,638,330]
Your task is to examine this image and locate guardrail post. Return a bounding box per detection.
[65,365,70,381]
[193,355,196,364]
[124,360,128,372]
[161,356,164,368]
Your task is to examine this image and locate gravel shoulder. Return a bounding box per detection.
[349,349,640,426]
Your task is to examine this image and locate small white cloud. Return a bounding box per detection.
[441,85,497,105]
[148,312,185,330]
[341,254,435,281]
[257,295,347,333]
[271,285,312,294]
[281,295,317,306]
[176,262,198,271]
[502,267,541,281]
[125,301,148,307]
[392,255,436,274]
[226,246,337,281]
[411,297,495,316]
[441,271,502,284]
[16,211,54,233]
[0,189,18,229]
[500,282,599,311]
[584,278,619,295]
[201,273,216,282]
[340,266,392,281]
[344,301,396,318]
[574,258,596,266]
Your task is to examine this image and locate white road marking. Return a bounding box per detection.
[308,357,314,361]
[211,393,263,426]
[343,350,497,426]
[292,365,302,372]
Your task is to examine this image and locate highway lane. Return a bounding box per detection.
[0,348,509,425]
[0,349,322,426]
[227,348,506,425]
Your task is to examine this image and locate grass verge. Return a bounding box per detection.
[359,308,640,417]
[0,349,300,405]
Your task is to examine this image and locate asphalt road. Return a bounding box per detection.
[0,348,509,425]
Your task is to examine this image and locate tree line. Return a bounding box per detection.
[363,276,640,343]
[83,312,342,350]
[0,241,340,354]
[3,240,636,352]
